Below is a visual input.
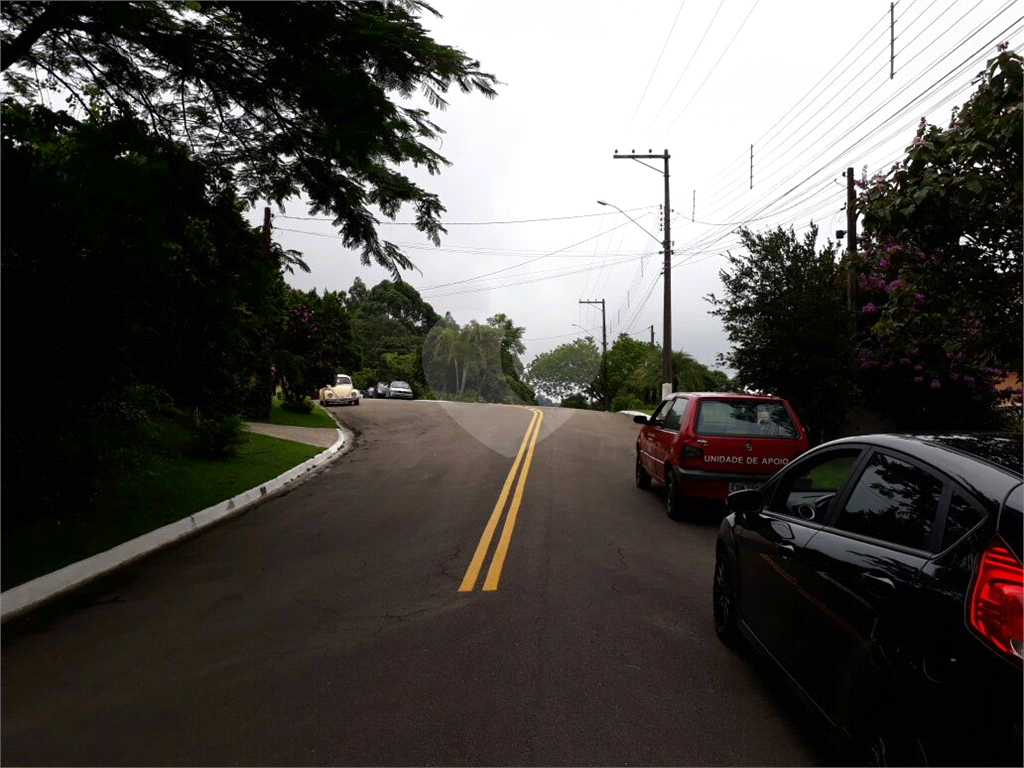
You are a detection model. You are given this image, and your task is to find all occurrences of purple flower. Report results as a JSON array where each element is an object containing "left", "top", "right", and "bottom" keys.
[
  {"left": 899, "top": 358, "right": 912, "bottom": 365},
  {"left": 913, "top": 376, "right": 924, "bottom": 383},
  {"left": 914, "top": 365, "right": 923, "bottom": 372},
  {"left": 963, "top": 375, "right": 975, "bottom": 385},
  {"left": 930, "top": 379, "right": 941, "bottom": 389},
  {"left": 914, "top": 292, "right": 925, "bottom": 302},
  {"left": 878, "top": 258, "right": 889, "bottom": 270},
  {"left": 968, "top": 327, "right": 980, "bottom": 335},
  {"left": 861, "top": 303, "right": 878, "bottom": 314}
]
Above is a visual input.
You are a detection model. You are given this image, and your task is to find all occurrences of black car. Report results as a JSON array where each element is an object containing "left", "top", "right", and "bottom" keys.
[{"left": 713, "top": 433, "right": 1022, "bottom": 766}]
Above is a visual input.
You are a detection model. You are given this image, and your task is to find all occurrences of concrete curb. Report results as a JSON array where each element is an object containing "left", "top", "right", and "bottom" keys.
[{"left": 1, "top": 426, "right": 351, "bottom": 623}]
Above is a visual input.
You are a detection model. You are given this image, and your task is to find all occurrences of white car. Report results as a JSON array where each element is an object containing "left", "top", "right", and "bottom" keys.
[
  {"left": 386, "top": 380, "right": 414, "bottom": 399},
  {"left": 318, "top": 374, "right": 361, "bottom": 407}
]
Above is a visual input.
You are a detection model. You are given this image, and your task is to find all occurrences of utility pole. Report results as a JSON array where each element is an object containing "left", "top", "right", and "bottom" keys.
[
  {"left": 579, "top": 299, "right": 608, "bottom": 410},
  {"left": 649, "top": 325, "right": 655, "bottom": 347},
  {"left": 613, "top": 149, "right": 672, "bottom": 398},
  {"left": 263, "top": 206, "right": 272, "bottom": 256},
  {"left": 846, "top": 168, "right": 858, "bottom": 312}
]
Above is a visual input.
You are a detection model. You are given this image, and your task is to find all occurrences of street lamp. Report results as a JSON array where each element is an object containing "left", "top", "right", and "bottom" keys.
[{"left": 598, "top": 199, "right": 673, "bottom": 398}]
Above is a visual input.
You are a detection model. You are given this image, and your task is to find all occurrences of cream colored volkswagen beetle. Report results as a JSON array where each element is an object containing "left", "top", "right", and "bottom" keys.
[{"left": 318, "top": 374, "right": 361, "bottom": 407}]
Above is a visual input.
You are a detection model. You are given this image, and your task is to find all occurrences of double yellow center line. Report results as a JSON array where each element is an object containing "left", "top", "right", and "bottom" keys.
[{"left": 459, "top": 407, "right": 544, "bottom": 593}]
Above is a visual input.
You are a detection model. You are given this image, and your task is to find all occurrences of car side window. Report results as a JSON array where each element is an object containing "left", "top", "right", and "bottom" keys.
[
  {"left": 662, "top": 398, "right": 688, "bottom": 432},
  {"left": 648, "top": 400, "right": 671, "bottom": 425},
  {"left": 767, "top": 448, "right": 862, "bottom": 521},
  {"left": 832, "top": 451, "right": 944, "bottom": 551},
  {"left": 940, "top": 491, "right": 986, "bottom": 550}
]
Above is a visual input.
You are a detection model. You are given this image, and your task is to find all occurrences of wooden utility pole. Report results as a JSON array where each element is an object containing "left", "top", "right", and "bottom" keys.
[
  {"left": 846, "top": 168, "right": 858, "bottom": 311},
  {"left": 263, "top": 206, "right": 272, "bottom": 256},
  {"left": 612, "top": 150, "right": 672, "bottom": 397}
]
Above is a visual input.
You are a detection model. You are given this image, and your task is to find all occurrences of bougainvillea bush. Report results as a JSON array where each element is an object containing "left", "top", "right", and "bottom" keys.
[{"left": 852, "top": 46, "right": 1022, "bottom": 428}]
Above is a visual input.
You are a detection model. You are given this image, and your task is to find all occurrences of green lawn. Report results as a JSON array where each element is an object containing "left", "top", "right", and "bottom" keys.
[
  {"left": 1, "top": 432, "right": 321, "bottom": 591},
  {"left": 249, "top": 395, "right": 339, "bottom": 428}
]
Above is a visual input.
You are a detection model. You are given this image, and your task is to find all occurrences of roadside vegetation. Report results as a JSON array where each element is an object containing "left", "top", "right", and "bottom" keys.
[
  {"left": 0, "top": 1, "right": 500, "bottom": 585},
  {"left": 706, "top": 47, "right": 1022, "bottom": 442}
]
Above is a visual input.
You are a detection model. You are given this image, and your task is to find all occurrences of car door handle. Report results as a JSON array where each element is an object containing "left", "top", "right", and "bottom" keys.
[
  {"left": 863, "top": 573, "right": 895, "bottom": 596},
  {"left": 778, "top": 543, "right": 795, "bottom": 560}
]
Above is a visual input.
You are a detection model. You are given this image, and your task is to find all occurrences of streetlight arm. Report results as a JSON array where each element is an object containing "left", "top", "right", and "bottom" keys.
[{"left": 597, "top": 200, "right": 662, "bottom": 245}]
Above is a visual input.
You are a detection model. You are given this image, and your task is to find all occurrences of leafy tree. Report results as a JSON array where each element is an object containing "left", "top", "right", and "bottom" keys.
[
  {"left": 485, "top": 313, "right": 536, "bottom": 404},
  {"left": 0, "top": 0, "right": 499, "bottom": 275},
  {"left": 853, "top": 47, "right": 1022, "bottom": 426},
  {"left": 526, "top": 339, "right": 601, "bottom": 403},
  {"left": 706, "top": 223, "right": 855, "bottom": 443},
  {"left": 274, "top": 287, "right": 360, "bottom": 404},
  {"left": 2, "top": 101, "right": 287, "bottom": 526}
]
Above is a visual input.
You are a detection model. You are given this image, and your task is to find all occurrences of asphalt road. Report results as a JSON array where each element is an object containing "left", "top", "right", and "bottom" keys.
[{"left": 2, "top": 400, "right": 829, "bottom": 766}]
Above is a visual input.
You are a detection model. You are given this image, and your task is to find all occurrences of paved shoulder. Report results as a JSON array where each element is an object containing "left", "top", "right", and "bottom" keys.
[{"left": 244, "top": 422, "right": 339, "bottom": 448}]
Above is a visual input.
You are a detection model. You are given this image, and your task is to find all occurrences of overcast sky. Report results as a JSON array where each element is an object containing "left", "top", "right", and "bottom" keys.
[{"left": 259, "top": 0, "right": 1023, "bottom": 375}]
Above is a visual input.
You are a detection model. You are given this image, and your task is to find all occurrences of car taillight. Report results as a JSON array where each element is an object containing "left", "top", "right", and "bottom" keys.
[
  {"left": 681, "top": 446, "right": 703, "bottom": 461},
  {"left": 968, "top": 536, "right": 1024, "bottom": 664}
]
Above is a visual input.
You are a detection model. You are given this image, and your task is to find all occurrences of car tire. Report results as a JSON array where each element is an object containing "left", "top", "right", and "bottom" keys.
[
  {"left": 713, "top": 545, "right": 739, "bottom": 646},
  {"left": 665, "top": 466, "right": 686, "bottom": 521},
  {"left": 636, "top": 454, "right": 652, "bottom": 490}
]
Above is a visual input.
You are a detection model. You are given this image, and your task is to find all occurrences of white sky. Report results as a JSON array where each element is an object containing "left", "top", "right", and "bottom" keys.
[{"left": 262, "top": 0, "right": 1023, "bottom": 374}]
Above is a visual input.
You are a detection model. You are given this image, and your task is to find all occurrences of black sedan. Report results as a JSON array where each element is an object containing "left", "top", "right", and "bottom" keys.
[{"left": 713, "top": 433, "right": 1022, "bottom": 766}]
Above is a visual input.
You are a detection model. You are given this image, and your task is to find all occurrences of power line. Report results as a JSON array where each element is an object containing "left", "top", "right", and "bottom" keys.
[
  {"left": 622, "top": 0, "right": 687, "bottom": 135},
  {"left": 275, "top": 206, "right": 655, "bottom": 226}
]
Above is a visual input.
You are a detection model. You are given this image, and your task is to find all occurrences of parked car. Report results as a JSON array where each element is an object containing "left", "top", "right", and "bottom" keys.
[
  {"left": 386, "top": 380, "right": 414, "bottom": 400},
  {"left": 713, "top": 433, "right": 1023, "bottom": 766},
  {"left": 376, "top": 382, "right": 389, "bottom": 398},
  {"left": 633, "top": 392, "right": 809, "bottom": 520},
  {"left": 364, "top": 387, "right": 375, "bottom": 399},
  {"left": 318, "top": 374, "right": 361, "bottom": 407}
]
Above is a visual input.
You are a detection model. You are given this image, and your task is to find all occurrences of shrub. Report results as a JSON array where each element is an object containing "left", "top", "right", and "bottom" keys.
[
  {"left": 188, "top": 413, "right": 247, "bottom": 459},
  {"left": 560, "top": 393, "right": 592, "bottom": 410},
  {"left": 611, "top": 395, "right": 646, "bottom": 412},
  {"left": 280, "top": 396, "right": 314, "bottom": 413}
]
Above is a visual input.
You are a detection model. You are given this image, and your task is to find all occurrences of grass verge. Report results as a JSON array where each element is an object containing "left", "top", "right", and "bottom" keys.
[
  {"left": 1, "top": 433, "right": 321, "bottom": 591},
  {"left": 249, "top": 395, "right": 339, "bottom": 428}
]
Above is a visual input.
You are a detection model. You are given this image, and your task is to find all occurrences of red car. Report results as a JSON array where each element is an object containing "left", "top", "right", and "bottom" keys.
[{"left": 634, "top": 392, "right": 809, "bottom": 520}]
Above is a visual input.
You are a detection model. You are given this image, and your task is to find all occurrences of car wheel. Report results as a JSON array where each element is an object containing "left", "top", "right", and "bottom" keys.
[
  {"left": 713, "top": 546, "right": 739, "bottom": 646},
  {"left": 635, "top": 454, "right": 651, "bottom": 490},
  {"left": 665, "top": 466, "right": 686, "bottom": 521}
]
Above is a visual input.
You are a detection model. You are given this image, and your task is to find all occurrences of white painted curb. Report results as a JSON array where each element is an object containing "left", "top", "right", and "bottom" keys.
[{"left": 1, "top": 427, "right": 349, "bottom": 623}]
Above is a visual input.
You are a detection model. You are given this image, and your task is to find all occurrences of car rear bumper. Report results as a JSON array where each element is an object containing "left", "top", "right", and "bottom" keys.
[
  {"left": 669, "top": 465, "right": 775, "bottom": 499},
  {"left": 673, "top": 466, "right": 776, "bottom": 484},
  {"left": 324, "top": 396, "right": 359, "bottom": 405}
]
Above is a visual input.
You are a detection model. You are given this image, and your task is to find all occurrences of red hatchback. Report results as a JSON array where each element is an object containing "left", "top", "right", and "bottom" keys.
[{"left": 634, "top": 392, "right": 809, "bottom": 520}]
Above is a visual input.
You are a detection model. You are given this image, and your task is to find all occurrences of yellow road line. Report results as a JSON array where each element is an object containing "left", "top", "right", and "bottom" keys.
[
  {"left": 482, "top": 408, "right": 544, "bottom": 591},
  {"left": 458, "top": 408, "right": 541, "bottom": 592}
]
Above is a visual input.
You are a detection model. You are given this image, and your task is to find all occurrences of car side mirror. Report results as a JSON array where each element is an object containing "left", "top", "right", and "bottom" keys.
[
  {"left": 726, "top": 488, "right": 764, "bottom": 518},
  {"left": 633, "top": 415, "right": 649, "bottom": 425}
]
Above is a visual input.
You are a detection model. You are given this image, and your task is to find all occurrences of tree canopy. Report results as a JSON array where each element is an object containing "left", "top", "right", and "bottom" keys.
[
  {"left": 0, "top": 0, "right": 499, "bottom": 276},
  {"left": 706, "top": 224, "right": 855, "bottom": 442},
  {"left": 853, "top": 47, "right": 1022, "bottom": 425}
]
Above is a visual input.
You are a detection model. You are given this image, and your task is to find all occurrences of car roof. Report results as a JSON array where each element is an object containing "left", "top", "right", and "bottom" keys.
[
  {"left": 668, "top": 391, "right": 786, "bottom": 401},
  {"left": 821, "top": 433, "right": 1023, "bottom": 496}
]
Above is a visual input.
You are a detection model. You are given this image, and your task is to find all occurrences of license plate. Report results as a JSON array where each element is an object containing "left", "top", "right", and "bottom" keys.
[{"left": 729, "top": 480, "right": 761, "bottom": 492}]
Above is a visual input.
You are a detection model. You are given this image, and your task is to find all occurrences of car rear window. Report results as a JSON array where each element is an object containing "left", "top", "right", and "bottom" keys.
[{"left": 695, "top": 399, "right": 799, "bottom": 439}]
